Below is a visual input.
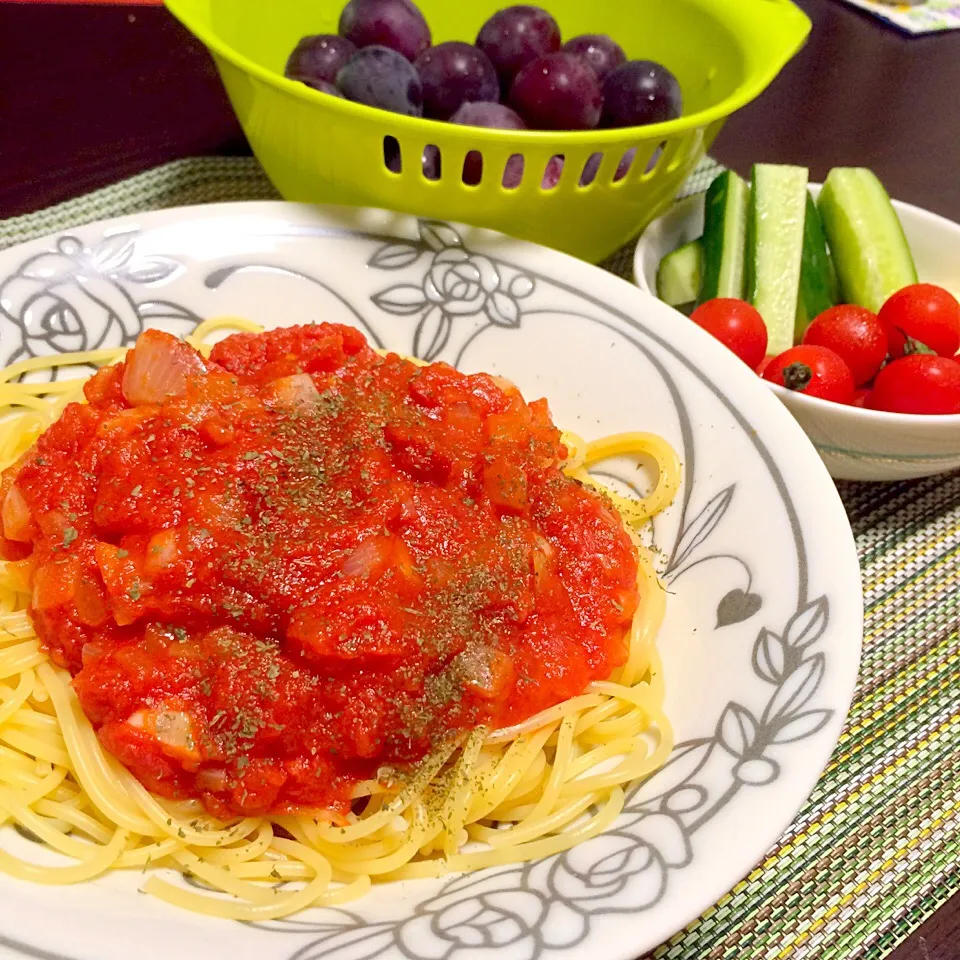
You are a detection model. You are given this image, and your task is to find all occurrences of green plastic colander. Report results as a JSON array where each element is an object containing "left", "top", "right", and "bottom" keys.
[{"left": 166, "top": 0, "right": 810, "bottom": 262}]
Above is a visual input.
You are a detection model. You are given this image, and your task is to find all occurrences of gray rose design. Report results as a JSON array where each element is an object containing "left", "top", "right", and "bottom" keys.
[
  {"left": 0, "top": 237, "right": 141, "bottom": 362},
  {"left": 530, "top": 815, "right": 691, "bottom": 916},
  {"left": 369, "top": 220, "right": 534, "bottom": 362},
  {"left": 0, "top": 231, "right": 193, "bottom": 374},
  {"left": 397, "top": 869, "right": 548, "bottom": 960},
  {"left": 423, "top": 248, "right": 500, "bottom": 317}
]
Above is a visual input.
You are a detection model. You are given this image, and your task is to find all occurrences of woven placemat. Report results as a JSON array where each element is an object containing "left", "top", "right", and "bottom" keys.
[
  {"left": 1, "top": 157, "right": 958, "bottom": 960},
  {"left": 0, "top": 155, "right": 722, "bottom": 273}
]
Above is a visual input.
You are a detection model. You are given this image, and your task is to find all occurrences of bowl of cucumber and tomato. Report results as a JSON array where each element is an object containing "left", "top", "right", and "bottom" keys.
[{"left": 634, "top": 165, "right": 960, "bottom": 482}]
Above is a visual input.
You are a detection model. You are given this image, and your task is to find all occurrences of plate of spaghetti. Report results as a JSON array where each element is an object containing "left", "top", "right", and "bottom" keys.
[{"left": 0, "top": 205, "right": 861, "bottom": 960}]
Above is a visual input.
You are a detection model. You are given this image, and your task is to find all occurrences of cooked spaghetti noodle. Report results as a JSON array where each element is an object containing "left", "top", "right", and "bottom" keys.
[{"left": 0, "top": 317, "right": 679, "bottom": 919}]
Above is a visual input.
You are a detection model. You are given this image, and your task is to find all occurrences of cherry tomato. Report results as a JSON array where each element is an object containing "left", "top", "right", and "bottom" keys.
[
  {"left": 757, "top": 354, "right": 777, "bottom": 378},
  {"left": 866, "top": 355, "right": 960, "bottom": 415},
  {"left": 850, "top": 387, "right": 871, "bottom": 408},
  {"left": 801, "top": 305, "right": 887, "bottom": 386},
  {"left": 762, "top": 345, "right": 855, "bottom": 404},
  {"left": 690, "top": 298, "right": 768, "bottom": 370},
  {"left": 877, "top": 283, "right": 960, "bottom": 359}
]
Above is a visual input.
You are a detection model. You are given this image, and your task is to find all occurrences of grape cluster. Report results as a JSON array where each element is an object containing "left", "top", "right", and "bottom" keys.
[{"left": 284, "top": 1, "right": 681, "bottom": 184}]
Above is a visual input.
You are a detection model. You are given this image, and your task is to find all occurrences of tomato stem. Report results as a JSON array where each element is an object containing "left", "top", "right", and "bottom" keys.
[{"left": 782, "top": 362, "right": 813, "bottom": 392}]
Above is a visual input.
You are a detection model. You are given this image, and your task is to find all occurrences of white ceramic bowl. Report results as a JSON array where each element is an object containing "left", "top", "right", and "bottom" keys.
[{"left": 634, "top": 185, "right": 960, "bottom": 482}]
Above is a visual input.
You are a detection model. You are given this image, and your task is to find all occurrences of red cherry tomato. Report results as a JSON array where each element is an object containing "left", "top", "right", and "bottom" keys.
[
  {"left": 850, "top": 387, "right": 871, "bottom": 408},
  {"left": 866, "top": 355, "right": 960, "bottom": 414},
  {"left": 690, "top": 299, "right": 768, "bottom": 370},
  {"left": 762, "top": 345, "right": 855, "bottom": 404},
  {"left": 801, "top": 305, "right": 888, "bottom": 386},
  {"left": 757, "top": 355, "right": 777, "bottom": 378},
  {"left": 877, "top": 283, "right": 960, "bottom": 359}
]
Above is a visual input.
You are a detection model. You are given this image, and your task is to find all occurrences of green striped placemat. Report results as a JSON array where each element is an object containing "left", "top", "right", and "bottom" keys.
[
  {"left": 1, "top": 156, "right": 957, "bottom": 960},
  {"left": 0, "top": 154, "right": 722, "bottom": 274}
]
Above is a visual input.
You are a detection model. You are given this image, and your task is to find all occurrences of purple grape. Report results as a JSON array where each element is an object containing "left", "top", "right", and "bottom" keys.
[
  {"left": 384, "top": 136, "right": 402, "bottom": 172},
  {"left": 502, "top": 155, "right": 524, "bottom": 189},
  {"left": 337, "top": 46, "right": 423, "bottom": 116},
  {"left": 384, "top": 140, "right": 441, "bottom": 178},
  {"left": 449, "top": 100, "right": 527, "bottom": 130},
  {"left": 617, "top": 146, "right": 637, "bottom": 179},
  {"left": 579, "top": 152, "right": 602, "bottom": 186},
  {"left": 285, "top": 35, "right": 356, "bottom": 86},
  {"left": 339, "top": 0, "right": 431, "bottom": 62},
  {"left": 450, "top": 101, "right": 526, "bottom": 186},
  {"left": 646, "top": 144, "right": 663, "bottom": 173},
  {"left": 578, "top": 147, "right": 636, "bottom": 186},
  {"left": 414, "top": 42, "right": 499, "bottom": 121},
  {"left": 561, "top": 34, "right": 625, "bottom": 83},
  {"left": 301, "top": 79, "right": 345, "bottom": 97},
  {"left": 509, "top": 53, "right": 602, "bottom": 130},
  {"left": 601, "top": 60, "right": 682, "bottom": 128},
  {"left": 476, "top": 6, "right": 561, "bottom": 93},
  {"left": 540, "top": 155, "right": 564, "bottom": 189},
  {"left": 421, "top": 144, "right": 441, "bottom": 179}
]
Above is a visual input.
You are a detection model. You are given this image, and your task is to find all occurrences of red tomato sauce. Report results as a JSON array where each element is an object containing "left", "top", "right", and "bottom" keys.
[{"left": 1, "top": 324, "right": 639, "bottom": 818}]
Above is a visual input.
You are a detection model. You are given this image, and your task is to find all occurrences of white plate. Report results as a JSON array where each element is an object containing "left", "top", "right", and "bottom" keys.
[
  {"left": 0, "top": 203, "right": 862, "bottom": 960},
  {"left": 633, "top": 186, "right": 960, "bottom": 482}
]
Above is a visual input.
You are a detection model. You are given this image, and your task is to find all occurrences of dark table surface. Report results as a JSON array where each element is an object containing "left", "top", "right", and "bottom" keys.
[{"left": 1, "top": 1, "right": 959, "bottom": 957}]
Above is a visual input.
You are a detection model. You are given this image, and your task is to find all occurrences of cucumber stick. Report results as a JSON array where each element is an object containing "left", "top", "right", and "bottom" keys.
[
  {"left": 817, "top": 167, "right": 917, "bottom": 312},
  {"left": 657, "top": 239, "right": 703, "bottom": 309},
  {"left": 745, "top": 164, "right": 809, "bottom": 354},
  {"left": 697, "top": 170, "right": 749, "bottom": 304},
  {"left": 795, "top": 192, "right": 837, "bottom": 339}
]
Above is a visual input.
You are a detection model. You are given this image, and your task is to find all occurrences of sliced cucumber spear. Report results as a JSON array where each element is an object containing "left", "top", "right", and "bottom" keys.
[
  {"left": 817, "top": 167, "right": 918, "bottom": 312},
  {"left": 745, "top": 164, "right": 809, "bottom": 355},
  {"left": 795, "top": 192, "right": 837, "bottom": 339},
  {"left": 697, "top": 170, "right": 749, "bottom": 304},
  {"left": 656, "top": 238, "right": 703, "bottom": 311}
]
